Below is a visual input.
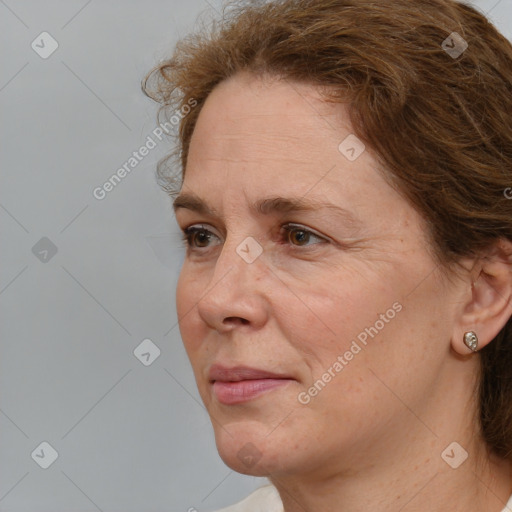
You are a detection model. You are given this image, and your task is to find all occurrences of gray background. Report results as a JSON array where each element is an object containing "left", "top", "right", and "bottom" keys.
[{"left": 1, "top": 1, "right": 510, "bottom": 511}]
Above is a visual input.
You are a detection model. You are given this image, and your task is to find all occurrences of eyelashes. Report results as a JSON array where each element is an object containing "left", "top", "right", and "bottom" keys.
[{"left": 180, "top": 223, "right": 327, "bottom": 252}]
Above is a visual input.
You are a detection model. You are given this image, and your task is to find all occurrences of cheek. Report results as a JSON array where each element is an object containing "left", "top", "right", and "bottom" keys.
[
  {"left": 175, "top": 265, "right": 207, "bottom": 354},
  {"left": 316, "top": 276, "right": 454, "bottom": 423},
  {"left": 276, "top": 267, "right": 398, "bottom": 362},
  {"left": 276, "top": 263, "right": 426, "bottom": 417}
]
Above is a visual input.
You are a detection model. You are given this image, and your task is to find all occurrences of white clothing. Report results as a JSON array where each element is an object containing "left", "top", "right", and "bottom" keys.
[{"left": 214, "top": 485, "right": 282, "bottom": 512}]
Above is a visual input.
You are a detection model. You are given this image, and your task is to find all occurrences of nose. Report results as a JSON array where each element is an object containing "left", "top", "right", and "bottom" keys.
[{"left": 195, "top": 236, "right": 269, "bottom": 334}]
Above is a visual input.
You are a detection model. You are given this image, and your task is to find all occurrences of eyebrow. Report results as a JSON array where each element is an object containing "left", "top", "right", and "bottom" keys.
[{"left": 172, "top": 192, "right": 362, "bottom": 226}]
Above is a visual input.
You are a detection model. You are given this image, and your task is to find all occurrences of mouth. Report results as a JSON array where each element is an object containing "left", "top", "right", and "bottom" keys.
[{"left": 208, "top": 364, "right": 295, "bottom": 405}]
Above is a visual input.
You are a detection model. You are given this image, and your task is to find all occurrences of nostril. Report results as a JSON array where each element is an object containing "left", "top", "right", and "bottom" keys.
[{"left": 224, "top": 317, "right": 249, "bottom": 325}]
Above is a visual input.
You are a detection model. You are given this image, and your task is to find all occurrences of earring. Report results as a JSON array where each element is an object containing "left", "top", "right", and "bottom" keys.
[{"left": 463, "top": 331, "right": 478, "bottom": 352}]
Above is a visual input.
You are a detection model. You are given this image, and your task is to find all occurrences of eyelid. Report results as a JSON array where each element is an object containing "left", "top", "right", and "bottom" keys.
[
  {"left": 182, "top": 223, "right": 221, "bottom": 238},
  {"left": 180, "top": 222, "right": 328, "bottom": 249},
  {"left": 281, "top": 223, "right": 326, "bottom": 242}
]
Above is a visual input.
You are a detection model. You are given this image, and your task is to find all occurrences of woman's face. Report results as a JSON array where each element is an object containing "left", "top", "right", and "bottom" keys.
[{"left": 174, "top": 72, "right": 464, "bottom": 477}]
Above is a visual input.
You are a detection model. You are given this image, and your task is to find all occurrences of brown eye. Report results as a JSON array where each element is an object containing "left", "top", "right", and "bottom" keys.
[
  {"left": 288, "top": 228, "right": 311, "bottom": 246},
  {"left": 282, "top": 225, "right": 325, "bottom": 247},
  {"left": 191, "top": 229, "right": 211, "bottom": 247},
  {"left": 181, "top": 226, "right": 220, "bottom": 249}
]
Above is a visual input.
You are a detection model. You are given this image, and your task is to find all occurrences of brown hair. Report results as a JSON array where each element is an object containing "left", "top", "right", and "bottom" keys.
[{"left": 142, "top": 0, "right": 512, "bottom": 461}]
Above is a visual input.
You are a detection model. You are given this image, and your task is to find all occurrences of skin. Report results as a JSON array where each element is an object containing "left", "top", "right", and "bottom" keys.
[{"left": 174, "top": 71, "right": 512, "bottom": 511}]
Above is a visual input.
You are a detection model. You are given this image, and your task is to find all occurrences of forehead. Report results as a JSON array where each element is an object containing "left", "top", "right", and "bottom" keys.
[
  {"left": 184, "top": 72, "right": 383, "bottom": 201},
  {"left": 189, "top": 72, "right": 346, "bottom": 161}
]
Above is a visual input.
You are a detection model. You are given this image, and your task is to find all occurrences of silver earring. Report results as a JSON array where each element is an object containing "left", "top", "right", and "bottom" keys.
[{"left": 463, "top": 331, "right": 478, "bottom": 352}]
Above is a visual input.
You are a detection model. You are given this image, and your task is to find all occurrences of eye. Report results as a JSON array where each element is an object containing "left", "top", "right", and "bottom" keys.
[
  {"left": 180, "top": 225, "right": 220, "bottom": 249},
  {"left": 280, "top": 224, "right": 326, "bottom": 247},
  {"left": 180, "top": 223, "right": 327, "bottom": 251}
]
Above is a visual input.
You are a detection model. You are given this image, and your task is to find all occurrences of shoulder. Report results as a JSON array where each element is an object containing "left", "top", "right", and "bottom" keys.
[{"left": 212, "top": 484, "right": 283, "bottom": 512}]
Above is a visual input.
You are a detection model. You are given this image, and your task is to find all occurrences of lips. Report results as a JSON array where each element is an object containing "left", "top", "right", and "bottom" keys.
[
  {"left": 208, "top": 364, "right": 294, "bottom": 405},
  {"left": 209, "top": 364, "right": 292, "bottom": 382}
]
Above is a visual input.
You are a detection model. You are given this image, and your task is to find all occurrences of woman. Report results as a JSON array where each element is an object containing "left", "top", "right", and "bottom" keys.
[{"left": 142, "top": 0, "right": 512, "bottom": 510}]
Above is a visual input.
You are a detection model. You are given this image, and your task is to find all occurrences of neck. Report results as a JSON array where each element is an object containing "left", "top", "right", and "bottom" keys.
[{"left": 271, "top": 441, "right": 512, "bottom": 512}]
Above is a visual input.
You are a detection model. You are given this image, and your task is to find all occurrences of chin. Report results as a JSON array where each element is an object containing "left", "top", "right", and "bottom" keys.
[
  {"left": 211, "top": 419, "right": 297, "bottom": 477},
  {"left": 218, "top": 450, "right": 272, "bottom": 476}
]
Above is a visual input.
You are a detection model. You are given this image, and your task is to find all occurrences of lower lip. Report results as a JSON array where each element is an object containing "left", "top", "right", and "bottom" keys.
[{"left": 212, "top": 378, "right": 292, "bottom": 405}]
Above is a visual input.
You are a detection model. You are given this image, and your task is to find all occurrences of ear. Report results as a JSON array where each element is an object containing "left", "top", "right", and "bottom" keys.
[{"left": 452, "top": 238, "right": 512, "bottom": 356}]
